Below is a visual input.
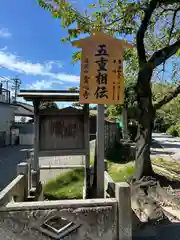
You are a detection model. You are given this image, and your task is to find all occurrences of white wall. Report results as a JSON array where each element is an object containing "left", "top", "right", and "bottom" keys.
[
  {"left": 19, "top": 134, "right": 34, "bottom": 145},
  {"left": 0, "top": 103, "right": 16, "bottom": 145}
]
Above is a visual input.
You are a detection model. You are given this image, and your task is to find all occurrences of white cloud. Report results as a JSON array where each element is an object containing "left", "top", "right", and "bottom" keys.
[
  {"left": 45, "top": 60, "right": 62, "bottom": 70},
  {"left": 26, "top": 79, "right": 62, "bottom": 90},
  {"left": 0, "top": 51, "right": 48, "bottom": 75},
  {"left": 0, "top": 28, "right": 12, "bottom": 38},
  {"left": 0, "top": 50, "right": 80, "bottom": 83},
  {"left": 55, "top": 73, "right": 79, "bottom": 82}
]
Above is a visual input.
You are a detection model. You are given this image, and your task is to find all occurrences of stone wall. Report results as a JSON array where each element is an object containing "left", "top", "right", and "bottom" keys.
[
  {"left": 0, "top": 163, "right": 132, "bottom": 240},
  {"left": 0, "top": 199, "right": 117, "bottom": 240}
]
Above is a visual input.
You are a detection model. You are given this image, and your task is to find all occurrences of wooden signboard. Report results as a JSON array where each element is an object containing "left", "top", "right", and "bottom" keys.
[
  {"left": 38, "top": 107, "right": 86, "bottom": 156},
  {"left": 72, "top": 31, "right": 132, "bottom": 104}
]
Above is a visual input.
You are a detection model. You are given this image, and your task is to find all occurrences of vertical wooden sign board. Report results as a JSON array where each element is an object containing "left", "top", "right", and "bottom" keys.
[{"left": 72, "top": 31, "right": 132, "bottom": 198}]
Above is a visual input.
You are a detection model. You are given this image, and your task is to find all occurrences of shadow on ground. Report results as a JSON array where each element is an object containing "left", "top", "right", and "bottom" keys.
[
  {"left": 133, "top": 222, "right": 180, "bottom": 240},
  {"left": 151, "top": 137, "right": 180, "bottom": 160},
  {"left": 151, "top": 150, "right": 175, "bottom": 155},
  {"left": 158, "top": 143, "right": 180, "bottom": 149}
]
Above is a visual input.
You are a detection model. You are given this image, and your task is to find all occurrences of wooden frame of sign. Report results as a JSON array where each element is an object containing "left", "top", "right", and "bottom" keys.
[{"left": 18, "top": 90, "right": 91, "bottom": 199}]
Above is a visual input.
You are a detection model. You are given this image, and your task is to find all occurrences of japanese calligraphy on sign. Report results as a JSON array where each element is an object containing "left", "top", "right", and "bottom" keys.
[
  {"left": 72, "top": 31, "right": 132, "bottom": 104},
  {"left": 39, "top": 107, "right": 86, "bottom": 155}
]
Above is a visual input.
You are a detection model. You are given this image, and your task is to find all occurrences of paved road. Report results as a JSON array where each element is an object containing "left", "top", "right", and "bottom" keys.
[
  {"left": 151, "top": 132, "right": 180, "bottom": 160},
  {"left": 0, "top": 145, "right": 32, "bottom": 191}
]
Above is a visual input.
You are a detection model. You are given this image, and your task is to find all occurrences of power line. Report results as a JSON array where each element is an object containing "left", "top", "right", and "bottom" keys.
[
  {"left": 0, "top": 76, "right": 12, "bottom": 90},
  {"left": 0, "top": 76, "right": 21, "bottom": 102},
  {"left": 11, "top": 77, "right": 21, "bottom": 103}
]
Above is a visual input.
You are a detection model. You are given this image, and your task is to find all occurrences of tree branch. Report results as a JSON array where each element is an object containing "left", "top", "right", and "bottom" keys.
[
  {"left": 168, "top": 7, "right": 180, "bottom": 45},
  {"left": 105, "top": 16, "right": 123, "bottom": 27},
  {"left": 136, "top": 0, "right": 158, "bottom": 66},
  {"left": 149, "top": 38, "right": 180, "bottom": 68},
  {"left": 154, "top": 84, "right": 180, "bottom": 110}
]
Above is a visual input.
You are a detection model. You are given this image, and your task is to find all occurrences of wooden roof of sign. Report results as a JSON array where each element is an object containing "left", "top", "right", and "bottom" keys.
[
  {"left": 39, "top": 106, "right": 84, "bottom": 115},
  {"left": 18, "top": 90, "right": 80, "bottom": 102},
  {"left": 72, "top": 30, "right": 133, "bottom": 49}
]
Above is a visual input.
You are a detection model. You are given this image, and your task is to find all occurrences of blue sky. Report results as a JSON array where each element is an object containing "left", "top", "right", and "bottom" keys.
[{"left": 0, "top": 0, "right": 91, "bottom": 104}]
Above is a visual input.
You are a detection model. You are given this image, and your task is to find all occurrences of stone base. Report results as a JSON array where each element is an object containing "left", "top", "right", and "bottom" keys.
[{"left": 83, "top": 187, "right": 86, "bottom": 199}]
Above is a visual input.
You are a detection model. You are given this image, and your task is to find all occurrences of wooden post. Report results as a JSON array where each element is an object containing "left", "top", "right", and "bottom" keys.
[
  {"left": 115, "top": 182, "right": 132, "bottom": 240},
  {"left": 96, "top": 104, "right": 105, "bottom": 198},
  {"left": 84, "top": 104, "right": 91, "bottom": 198},
  {"left": 32, "top": 100, "right": 40, "bottom": 188}
]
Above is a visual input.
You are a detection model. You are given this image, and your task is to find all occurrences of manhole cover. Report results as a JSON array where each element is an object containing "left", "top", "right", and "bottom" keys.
[{"left": 40, "top": 216, "right": 80, "bottom": 239}]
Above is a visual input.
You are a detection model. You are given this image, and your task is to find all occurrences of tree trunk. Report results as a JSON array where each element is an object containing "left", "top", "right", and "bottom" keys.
[{"left": 135, "top": 67, "right": 154, "bottom": 180}]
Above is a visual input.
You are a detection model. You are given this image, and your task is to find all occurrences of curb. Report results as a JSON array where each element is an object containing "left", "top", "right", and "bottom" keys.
[
  {"left": 152, "top": 164, "right": 180, "bottom": 179},
  {"left": 152, "top": 137, "right": 176, "bottom": 161}
]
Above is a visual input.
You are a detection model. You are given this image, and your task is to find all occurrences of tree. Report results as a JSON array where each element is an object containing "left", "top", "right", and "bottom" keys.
[
  {"left": 39, "top": 101, "right": 58, "bottom": 110},
  {"left": 38, "top": 0, "right": 180, "bottom": 181},
  {"left": 20, "top": 116, "right": 26, "bottom": 123},
  {"left": 68, "top": 86, "right": 83, "bottom": 108},
  {"left": 153, "top": 83, "right": 180, "bottom": 130},
  {"left": 106, "top": 81, "right": 137, "bottom": 120}
]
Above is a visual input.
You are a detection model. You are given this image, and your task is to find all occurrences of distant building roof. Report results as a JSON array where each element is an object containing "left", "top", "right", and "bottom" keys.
[
  {"left": 0, "top": 100, "right": 34, "bottom": 117},
  {"left": 14, "top": 102, "right": 34, "bottom": 117}
]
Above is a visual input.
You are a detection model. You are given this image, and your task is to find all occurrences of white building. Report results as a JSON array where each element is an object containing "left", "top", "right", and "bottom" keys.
[
  {"left": 0, "top": 102, "right": 16, "bottom": 146},
  {"left": 0, "top": 87, "right": 34, "bottom": 147}
]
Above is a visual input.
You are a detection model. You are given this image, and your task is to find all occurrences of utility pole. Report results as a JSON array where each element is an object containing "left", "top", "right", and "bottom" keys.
[{"left": 12, "top": 77, "right": 21, "bottom": 103}]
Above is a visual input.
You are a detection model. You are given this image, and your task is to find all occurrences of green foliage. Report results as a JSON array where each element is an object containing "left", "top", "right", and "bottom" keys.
[
  {"left": 166, "top": 124, "right": 180, "bottom": 137},
  {"left": 108, "top": 161, "right": 135, "bottom": 182},
  {"left": 107, "top": 82, "right": 180, "bottom": 130},
  {"left": 106, "top": 80, "right": 137, "bottom": 120},
  {"left": 166, "top": 125, "right": 178, "bottom": 137},
  {"left": 68, "top": 86, "right": 83, "bottom": 108},
  {"left": 43, "top": 157, "right": 180, "bottom": 199},
  {"left": 39, "top": 101, "right": 58, "bottom": 110},
  {"left": 153, "top": 83, "right": 180, "bottom": 131},
  {"left": 43, "top": 169, "right": 84, "bottom": 200},
  {"left": 43, "top": 161, "right": 135, "bottom": 200},
  {"left": 106, "top": 104, "right": 123, "bottom": 119},
  {"left": 68, "top": 86, "right": 79, "bottom": 92},
  {"left": 37, "top": 0, "right": 179, "bottom": 77},
  {"left": 38, "top": 0, "right": 180, "bottom": 134}
]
